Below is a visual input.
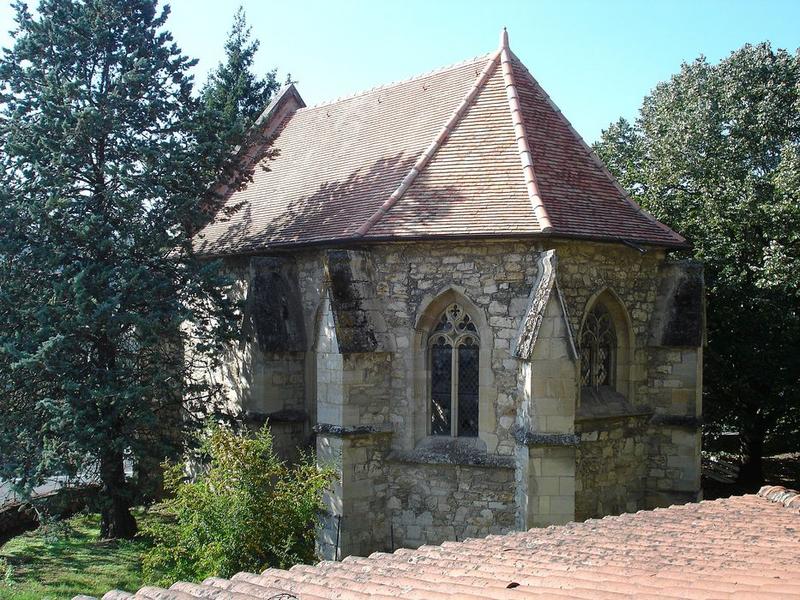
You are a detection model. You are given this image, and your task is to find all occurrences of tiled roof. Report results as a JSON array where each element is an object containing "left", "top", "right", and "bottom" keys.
[
  {"left": 194, "top": 31, "right": 686, "bottom": 255},
  {"left": 88, "top": 486, "right": 800, "bottom": 600}
]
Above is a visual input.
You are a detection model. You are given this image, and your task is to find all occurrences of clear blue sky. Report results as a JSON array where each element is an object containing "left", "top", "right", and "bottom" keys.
[{"left": 2, "top": 0, "right": 799, "bottom": 142}]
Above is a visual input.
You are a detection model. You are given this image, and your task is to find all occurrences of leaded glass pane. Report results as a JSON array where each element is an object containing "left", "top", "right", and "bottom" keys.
[
  {"left": 579, "top": 302, "right": 617, "bottom": 389},
  {"left": 580, "top": 345, "right": 592, "bottom": 387},
  {"left": 430, "top": 338, "right": 452, "bottom": 435},
  {"left": 457, "top": 339, "right": 479, "bottom": 437}
]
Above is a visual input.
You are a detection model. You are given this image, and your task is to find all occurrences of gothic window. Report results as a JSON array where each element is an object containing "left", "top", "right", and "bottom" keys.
[
  {"left": 580, "top": 302, "right": 617, "bottom": 388},
  {"left": 428, "top": 303, "right": 479, "bottom": 437}
]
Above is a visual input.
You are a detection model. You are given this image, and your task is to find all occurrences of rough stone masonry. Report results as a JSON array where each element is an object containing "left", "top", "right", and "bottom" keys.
[{"left": 201, "top": 240, "right": 703, "bottom": 559}]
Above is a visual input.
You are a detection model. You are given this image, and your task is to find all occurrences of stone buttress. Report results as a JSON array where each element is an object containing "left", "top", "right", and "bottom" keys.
[{"left": 313, "top": 250, "right": 393, "bottom": 559}]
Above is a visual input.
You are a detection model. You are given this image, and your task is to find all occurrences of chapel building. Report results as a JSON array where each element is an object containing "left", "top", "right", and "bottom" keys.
[{"left": 193, "top": 30, "right": 704, "bottom": 560}]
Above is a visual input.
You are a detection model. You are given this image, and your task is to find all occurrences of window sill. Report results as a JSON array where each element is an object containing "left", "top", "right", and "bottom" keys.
[
  {"left": 388, "top": 436, "right": 515, "bottom": 469},
  {"left": 576, "top": 386, "right": 652, "bottom": 423}
]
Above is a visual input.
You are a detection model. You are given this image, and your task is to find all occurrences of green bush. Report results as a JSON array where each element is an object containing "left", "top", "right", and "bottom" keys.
[{"left": 142, "top": 426, "right": 333, "bottom": 584}]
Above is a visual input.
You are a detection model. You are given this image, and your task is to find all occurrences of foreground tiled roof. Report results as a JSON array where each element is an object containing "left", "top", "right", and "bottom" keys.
[
  {"left": 194, "top": 31, "right": 685, "bottom": 256},
  {"left": 88, "top": 486, "right": 800, "bottom": 600}
]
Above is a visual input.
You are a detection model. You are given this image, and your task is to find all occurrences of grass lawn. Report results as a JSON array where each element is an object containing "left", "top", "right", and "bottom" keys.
[{"left": 0, "top": 509, "right": 158, "bottom": 600}]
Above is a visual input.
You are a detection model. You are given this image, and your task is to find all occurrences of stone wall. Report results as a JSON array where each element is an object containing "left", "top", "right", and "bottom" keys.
[
  {"left": 202, "top": 238, "right": 703, "bottom": 558},
  {"left": 360, "top": 242, "right": 541, "bottom": 455},
  {"left": 387, "top": 460, "right": 516, "bottom": 548},
  {"left": 643, "top": 261, "right": 704, "bottom": 506},
  {"left": 317, "top": 431, "right": 391, "bottom": 559},
  {"left": 645, "top": 347, "right": 703, "bottom": 508},
  {"left": 246, "top": 351, "right": 305, "bottom": 415},
  {"left": 190, "top": 257, "right": 309, "bottom": 460},
  {"left": 514, "top": 264, "right": 579, "bottom": 528},
  {"left": 575, "top": 414, "right": 649, "bottom": 520}
]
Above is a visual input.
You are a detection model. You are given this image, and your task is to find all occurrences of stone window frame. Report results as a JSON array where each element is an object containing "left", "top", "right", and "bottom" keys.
[
  {"left": 427, "top": 302, "right": 481, "bottom": 438},
  {"left": 413, "top": 287, "right": 495, "bottom": 451},
  {"left": 578, "top": 288, "right": 635, "bottom": 401}
]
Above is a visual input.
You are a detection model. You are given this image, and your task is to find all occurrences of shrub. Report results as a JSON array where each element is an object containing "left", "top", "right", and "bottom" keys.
[{"left": 142, "top": 425, "right": 333, "bottom": 583}]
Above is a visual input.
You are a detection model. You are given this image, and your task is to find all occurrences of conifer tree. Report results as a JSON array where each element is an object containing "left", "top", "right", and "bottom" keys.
[
  {"left": 0, "top": 0, "right": 239, "bottom": 538},
  {"left": 199, "top": 6, "right": 282, "bottom": 153}
]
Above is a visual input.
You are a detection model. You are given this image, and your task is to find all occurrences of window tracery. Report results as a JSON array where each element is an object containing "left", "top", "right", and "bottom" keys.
[
  {"left": 428, "top": 303, "right": 479, "bottom": 437},
  {"left": 580, "top": 302, "right": 617, "bottom": 389}
]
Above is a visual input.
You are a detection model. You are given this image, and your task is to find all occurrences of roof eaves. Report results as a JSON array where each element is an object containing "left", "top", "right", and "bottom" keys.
[
  {"left": 510, "top": 52, "right": 686, "bottom": 246},
  {"left": 198, "top": 227, "right": 691, "bottom": 260},
  {"left": 355, "top": 49, "right": 502, "bottom": 237},
  {"left": 499, "top": 29, "right": 553, "bottom": 233}
]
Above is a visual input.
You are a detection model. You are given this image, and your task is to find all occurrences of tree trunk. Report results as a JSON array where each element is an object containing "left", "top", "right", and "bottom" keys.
[
  {"left": 738, "top": 426, "right": 765, "bottom": 488},
  {"left": 99, "top": 447, "right": 137, "bottom": 539}
]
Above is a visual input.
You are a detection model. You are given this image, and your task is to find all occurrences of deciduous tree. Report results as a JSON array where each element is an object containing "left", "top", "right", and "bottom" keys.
[{"left": 594, "top": 43, "right": 800, "bottom": 484}]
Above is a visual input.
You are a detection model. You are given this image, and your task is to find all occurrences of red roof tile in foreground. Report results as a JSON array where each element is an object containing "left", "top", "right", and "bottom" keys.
[
  {"left": 193, "top": 31, "right": 686, "bottom": 256},
  {"left": 87, "top": 486, "right": 800, "bottom": 600}
]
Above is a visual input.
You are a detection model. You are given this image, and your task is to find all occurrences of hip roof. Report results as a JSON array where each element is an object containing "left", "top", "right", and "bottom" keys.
[{"left": 194, "top": 31, "right": 686, "bottom": 256}]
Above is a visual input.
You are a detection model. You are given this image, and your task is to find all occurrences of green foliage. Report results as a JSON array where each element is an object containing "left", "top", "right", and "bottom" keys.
[
  {"left": 0, "top": 510, "right": 163, "bottom": 600},
  {"left": 593, "top": 43, "right": 800, "bottom": 480},
  {"left": 0, "top": 0, "right": 240, "bottom": 537},
  {"left": 1, "top": 557, "right": 13, "bottom": 585},
  {"left": 142, "top": 426, "right": 334, "bottom": 583},
  {"left": 197, "top": 6, "right": 282, "bottom": 157}
]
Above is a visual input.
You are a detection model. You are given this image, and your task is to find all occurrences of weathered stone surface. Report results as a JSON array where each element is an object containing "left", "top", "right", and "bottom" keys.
[
  {"left": 313, "top": 423, "right": 393, "bottom": 436},
  {"left": 387, "top": 460, "right": 516, "bottom": 548},
  {"left": 325, "top": 250, "right": 382, "bottom": 353},
  {"left": 514, "top": 250, "right": 558, "bottom": 360},
  {"left": 577, "top": 386, "right": 651, "bottom": 421},
  {"left": 203, "top": 239, "right": 703, "bottom": 559},
  {"left": 247, "top": 256, "right": 306, "bottom": 352},
  {"left": 389, "top": 437, "right": 515, "bottom": 468},
  {"left": 649, "top": 260, "right": 704, "bottom": 347},
  {"left": 576, "top": 413, "right": 650, "bottom": 520},
  {"left": 513, "top": 427, "right": 580, "bottom": 447}
]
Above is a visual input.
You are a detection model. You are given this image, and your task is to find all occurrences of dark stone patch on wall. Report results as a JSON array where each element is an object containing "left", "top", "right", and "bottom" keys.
[
  {"left": 649, "top": 414, "right": 703, "bottom": 429},
  {"left": 244, "top": 408, "right": 307, "bottom": 424},
  {"left": 325, "top": 249, "right": 380, "bottom": 353},
  {"left": 247, "top": 257, "right": 306, "bottom": 352},
  {"left": 242, "top": 411, "right": 311, "bottom": 463},
  {"left": 649, "top": 260, "right": 704, "bottom": 347},
  {"left": 512, "top": 426, "right": 581, "bottom": 447}
]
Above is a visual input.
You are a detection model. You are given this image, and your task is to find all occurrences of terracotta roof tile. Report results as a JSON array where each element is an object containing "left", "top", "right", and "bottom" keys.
[
  {"left": 510, "top": 56, "right": 683, "bottom": 247},
  {"left": 194, "top": 55, "right": 494, "bottom": 255},
  {"left": 364, "top": 50, "right": 540, "bottom": 238},
  {"left": 193, "top": 32, "right": 685, "bottom": 256},
  {"left": 87, "top": 488, "right": 800, "bottom": 600}
]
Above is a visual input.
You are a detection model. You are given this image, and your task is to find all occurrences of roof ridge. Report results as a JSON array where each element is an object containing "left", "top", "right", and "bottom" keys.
[
  {"left": 499, "top": 30, "right": 553, "bottom": 233},
  {"left": 298, "top": 52, "right": 495, "bottom": 112},
  {"left": 356, "top": 49, "right": 502, "bottom": 237},
  {"left": 509, "top": 51, "right": 686, "bottom": 245}
]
